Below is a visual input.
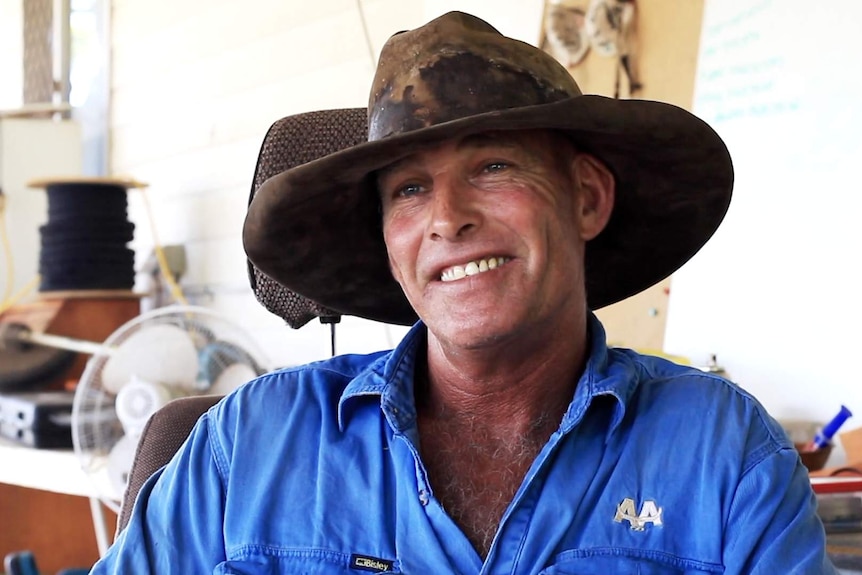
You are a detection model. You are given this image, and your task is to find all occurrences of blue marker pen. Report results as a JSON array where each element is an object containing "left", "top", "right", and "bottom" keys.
[{"left": 807, "top": 405, "right": 853, "bottom": 451}]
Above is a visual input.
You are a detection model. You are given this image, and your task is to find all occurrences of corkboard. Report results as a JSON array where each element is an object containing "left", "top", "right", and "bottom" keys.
[{"left": 539, "top": 0, "right": 706, "bottom": 352}]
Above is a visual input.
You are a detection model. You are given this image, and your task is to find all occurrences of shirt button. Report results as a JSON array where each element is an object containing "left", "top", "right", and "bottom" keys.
[{"left": 419, "top": 490, "right": 429, "bottom": 505}]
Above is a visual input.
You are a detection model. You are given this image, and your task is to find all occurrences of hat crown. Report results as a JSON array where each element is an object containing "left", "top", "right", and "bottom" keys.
[{"left": 368, "top": 11, "right": 582, "bottom": 141}]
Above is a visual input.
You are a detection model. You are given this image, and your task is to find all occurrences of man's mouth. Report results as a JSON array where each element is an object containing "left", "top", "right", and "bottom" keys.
[{"left": 440, "top": 257, "right": 510, "bottom": 282}]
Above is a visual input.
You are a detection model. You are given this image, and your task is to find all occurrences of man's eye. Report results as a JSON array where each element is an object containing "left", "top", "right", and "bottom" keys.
[
  {"left": 396, "top": 183, "right": 422, "bottom": 197},
  {"left": 483, "top": 161, "right": 509, "bottom": 173}
]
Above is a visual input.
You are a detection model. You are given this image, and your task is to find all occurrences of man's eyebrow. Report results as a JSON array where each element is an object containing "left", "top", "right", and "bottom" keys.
[{"left": 376, "top": 157, "right": 414, "bottom": 182}]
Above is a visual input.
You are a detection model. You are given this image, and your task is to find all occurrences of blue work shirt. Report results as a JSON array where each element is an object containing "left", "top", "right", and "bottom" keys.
[{"left": 92, "top": 316, "right": 836, "bottom": 574}]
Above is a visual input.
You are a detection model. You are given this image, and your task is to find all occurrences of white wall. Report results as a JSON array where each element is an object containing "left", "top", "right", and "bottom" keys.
[
  {"left": 111, "top": 1, "right": 544, "bottom": 368},
  {"left": 424, "top": 0, "right": 543, "bottom": 44},
  {"left": 665, "top": 0, "right": 862, "bottom": 456},
  {"left": 0, "top": 119, "right": 83, "bottom": 301},
  {"left": 0, "top": 0, "right": 23, "bottom": 109}
]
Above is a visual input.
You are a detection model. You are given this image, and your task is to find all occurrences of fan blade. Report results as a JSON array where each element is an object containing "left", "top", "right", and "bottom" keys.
[
  {"left": 196, "top": 340, "right": 264, "bottom": 389},
  {"left": 208, "top": 363, "right": 258, "bottom": 395},
  {"left": 101, "top": 324, "right": 200, "bottom": 393},
  {"left": 106, "top": 433, "right": 138, "bottom": 501}
]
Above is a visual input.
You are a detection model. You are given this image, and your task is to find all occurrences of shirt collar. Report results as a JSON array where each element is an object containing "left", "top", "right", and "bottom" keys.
[
  {"left": 561, "top": 313, "right": 638, "bottom": 437},
  {"left": 338, "top": 314, "right": 638, "bottom": 437},
  {"left": 338, "top": 321, "right": 425, "bottom": 432}
]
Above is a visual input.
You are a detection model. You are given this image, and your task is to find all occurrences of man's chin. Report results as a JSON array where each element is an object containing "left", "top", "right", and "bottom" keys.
[{"left": 426, "top": 316, "right": 524, "bottom": 352}]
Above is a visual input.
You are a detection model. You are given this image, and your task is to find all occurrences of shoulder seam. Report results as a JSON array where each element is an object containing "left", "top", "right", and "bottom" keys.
[{"left": 205, "top": 407, "right": 231, "bottom": 492}]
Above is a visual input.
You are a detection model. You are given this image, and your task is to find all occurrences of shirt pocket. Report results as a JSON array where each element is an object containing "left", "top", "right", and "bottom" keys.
[{"left": 539, "top": 549, "right": 723, "bottom": 575}]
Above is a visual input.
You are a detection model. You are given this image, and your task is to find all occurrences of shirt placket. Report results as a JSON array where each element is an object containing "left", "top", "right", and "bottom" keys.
[{"left": 390, "top": 424, "right": 485, "bottom": 574}]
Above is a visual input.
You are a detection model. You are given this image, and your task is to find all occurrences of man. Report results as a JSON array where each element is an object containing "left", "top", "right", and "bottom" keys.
[{"left": 93, "top": 11, "right": 836, "bottom": 574}]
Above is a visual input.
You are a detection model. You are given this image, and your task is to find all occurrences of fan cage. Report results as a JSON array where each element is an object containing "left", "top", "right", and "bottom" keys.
[{"left": 71, "top": 304, "right": 270, "bottom": 511}]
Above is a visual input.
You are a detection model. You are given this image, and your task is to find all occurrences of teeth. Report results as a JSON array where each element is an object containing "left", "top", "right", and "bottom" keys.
[{"left": 440, "top": 257, "right": 508, "bottom": 282}]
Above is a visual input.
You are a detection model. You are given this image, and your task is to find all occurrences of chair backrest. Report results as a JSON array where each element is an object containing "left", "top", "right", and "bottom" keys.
[
  {"left": 246, "top": 108, "right": 367, "bottom": 329},
  {"left": 116, "top": 394, "right": 222, "bottom": 537},
  {"left": 117, "top": 108, "right": 369, "bottom": 536}
]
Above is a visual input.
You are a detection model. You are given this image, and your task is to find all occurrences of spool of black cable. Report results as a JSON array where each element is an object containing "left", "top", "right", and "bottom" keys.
[{"left": 26, "top": 177, "right": 147, "bottom": 293}]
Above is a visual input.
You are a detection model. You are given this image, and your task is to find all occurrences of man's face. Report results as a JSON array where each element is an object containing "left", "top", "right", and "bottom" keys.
[{"left": 377, "top": 130, "right": 608, "bottom": 351}]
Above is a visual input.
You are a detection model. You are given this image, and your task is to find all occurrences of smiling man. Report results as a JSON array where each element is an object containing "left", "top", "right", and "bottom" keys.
[
  {"left": 92, "top": 11, "right": 836, "bottom": 575},
  {"left": 376, "top": 129, "right": 614, "bottom": 555},
  {"left": 377, "top": 130, "right": 607, "bottom": 351}
]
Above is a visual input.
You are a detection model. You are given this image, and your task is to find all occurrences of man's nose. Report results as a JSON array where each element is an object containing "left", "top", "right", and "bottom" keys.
[{"left": 428, "top": 178, "right": 479, "bottom": 240}]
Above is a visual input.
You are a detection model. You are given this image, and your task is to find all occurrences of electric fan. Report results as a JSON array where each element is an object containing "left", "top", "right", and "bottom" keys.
[{"left": 71, "top": 304, "right": 270, "bottom": 512}]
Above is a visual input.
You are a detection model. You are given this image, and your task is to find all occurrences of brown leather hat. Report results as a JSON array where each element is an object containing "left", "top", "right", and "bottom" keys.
[{"left": 243, "top": 11, "right": 733, "bottom": 326}]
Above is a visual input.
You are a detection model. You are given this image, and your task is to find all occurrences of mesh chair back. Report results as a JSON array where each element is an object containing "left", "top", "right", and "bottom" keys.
[
  {"left": 246, "top": 108, "right": 368, "bottom": 328},
  {"left": 116, "top": 395, "right": 223, "bottom": 537}
]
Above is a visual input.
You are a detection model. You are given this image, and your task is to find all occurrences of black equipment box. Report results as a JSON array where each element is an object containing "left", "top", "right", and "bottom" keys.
[{"left": 0, "top": 390, "right": 75, "bottom": 448}]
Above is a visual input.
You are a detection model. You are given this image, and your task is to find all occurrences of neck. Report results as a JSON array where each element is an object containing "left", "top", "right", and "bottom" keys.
[
  {"left": 418, "top": 313, "right": 591, "bottom": 434},
  {"left": 413, "top": 313, "right": 592, "bottom": 558}
]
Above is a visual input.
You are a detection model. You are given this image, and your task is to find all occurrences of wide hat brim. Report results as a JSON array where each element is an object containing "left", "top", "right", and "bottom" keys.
[{"left": 244, "top": 95, "right": 733, "bottom": 326}]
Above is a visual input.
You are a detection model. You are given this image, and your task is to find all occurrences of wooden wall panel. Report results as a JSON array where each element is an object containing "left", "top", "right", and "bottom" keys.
[{"left": 0, "top": 483, "right": 116, "bottom": 574}]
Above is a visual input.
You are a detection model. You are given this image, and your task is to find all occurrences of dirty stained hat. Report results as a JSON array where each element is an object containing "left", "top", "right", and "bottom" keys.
[{"left": 243, "top": 11, "right": 733, "bottom": 326}]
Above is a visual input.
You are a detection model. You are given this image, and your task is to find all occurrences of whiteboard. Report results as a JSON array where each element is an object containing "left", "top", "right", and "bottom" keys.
[{"left": 664, "top": 0, "right": 862, "bottom": 433}]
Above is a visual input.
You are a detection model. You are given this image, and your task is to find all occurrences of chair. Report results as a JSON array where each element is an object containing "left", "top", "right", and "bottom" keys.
[
  {"left": 115, "top": 108, "right": 369, "bottom": 537},
  {"left": 115, "top": 394, "right": 223, "bottom": 535},
  {"left": 246, "top": 107, "right": 367, "bottom": 329}
]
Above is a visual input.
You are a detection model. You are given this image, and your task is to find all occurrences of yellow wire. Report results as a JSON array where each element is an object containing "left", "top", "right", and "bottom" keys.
[
  {"left": 0, "top": 274, "right": 40, "bottom": 316},
  {"left": 139, "top": 188, "right": 189, "bottom": 306}
]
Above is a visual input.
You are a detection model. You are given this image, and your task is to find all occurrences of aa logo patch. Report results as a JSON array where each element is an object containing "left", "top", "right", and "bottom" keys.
[{"left": 614, "top": 497, "right": 663, "bottom": 531}]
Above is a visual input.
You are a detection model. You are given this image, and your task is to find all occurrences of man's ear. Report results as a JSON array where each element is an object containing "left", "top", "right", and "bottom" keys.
[{"left": 573, "top": 153, "right": 615, "bottom": 241}]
